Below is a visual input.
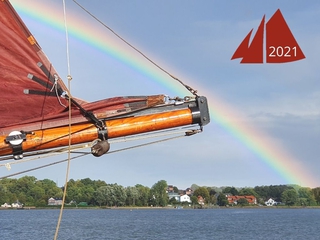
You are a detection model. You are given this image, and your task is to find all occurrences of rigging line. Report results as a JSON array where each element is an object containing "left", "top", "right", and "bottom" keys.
[
  {"left": 72, "top": 0, "right": 198, "bottom": 97},
  {"left": 0, "top": 153, "right": 89, "bottom": 180},
  {"left": 0, "top": 152, "right": 59, "bottom": 168},
  {"left": 0, "top": 133, "right": 189, "bottom": 180},
  {"left": 54, "top": 1, "right": 72, "bottom": 239},
  {"left": 0, "top": 127, "right": 194, "bottom": 165}
]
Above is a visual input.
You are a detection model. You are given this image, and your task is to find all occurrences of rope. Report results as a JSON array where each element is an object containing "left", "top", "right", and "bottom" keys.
[
  {"left": 0, "top": 154, "right": 88, "bottom": 180},
  {"left": 0, "top": 131, "right": 194, "bottom": 180},
  {"left": 72, "top": 0, "right": 198, "bottom": 97},
  {"left": 54, "top": 1, "right": 72, "bottom": 239},
  {"left": 0, "top": 127, "right": 196, "bottom": 166}
]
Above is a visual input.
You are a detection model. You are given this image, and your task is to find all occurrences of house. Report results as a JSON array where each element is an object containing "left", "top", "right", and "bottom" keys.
[
  {"left": 185, "top": 188, "right": 193, "bottom": 196},
  {"left": 48, "top": 197, "right": 63, "bottom": 205},
  {"left": 265, "top": 198, "right": 277, "bottom": 206},
  {"left": 227, "top": 195, "right": 257, "bottom": 205},
  {"left": 1, "top": 203, "right": 11, "bottom": 208},
  {"left": 168, "top": 192, "right": 180, "bottom": 202},
  {"left": 11, "top": 201, "right": 23, "bottom": 208},
  {"left": 167, "top": 185, "right": 174, "bottom": 193},
  {"left": 180, "top": 194, "right": 191, "bottom": 203},
  {"left": 197, "top": 196, "right": 205, "bottom": 205}
]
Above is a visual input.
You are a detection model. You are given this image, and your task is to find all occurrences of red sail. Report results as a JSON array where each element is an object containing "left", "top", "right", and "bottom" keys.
[
  {"left": 266, "top": 9, "right": 305, "bottom": 63},
  {"left": 0, "top": 1, "right": 164, "bottom": 133},
  {"left": 0, "top": 1, "right": 68, "bottom": 128},
  {"left": 0, "top": 1, "right": 210, "bottom": 159},
  {"left": 240, "top": 16, "right": 265, "bottom": 63}
]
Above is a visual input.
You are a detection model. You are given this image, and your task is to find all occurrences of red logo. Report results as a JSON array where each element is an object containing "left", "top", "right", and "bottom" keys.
[{"left": 231, "top": 9, "right": 305, "bottom": 63}]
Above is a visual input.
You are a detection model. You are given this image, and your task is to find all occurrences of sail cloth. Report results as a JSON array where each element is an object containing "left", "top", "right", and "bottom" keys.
[
  {"left": 0, "top": 1, "right": 164, "bottom": 134},
  {"left": 0, "top": 1, "right": 69, "bottom": 127}
]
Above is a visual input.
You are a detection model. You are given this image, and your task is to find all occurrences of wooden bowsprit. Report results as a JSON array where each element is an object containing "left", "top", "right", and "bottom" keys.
[{"left": 0, "top": 96, "right": 209, "bottom": 159}]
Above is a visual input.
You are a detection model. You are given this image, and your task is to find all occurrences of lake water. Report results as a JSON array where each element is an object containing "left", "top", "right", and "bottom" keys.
[{"left": 0, "top": 208, "right": 319, "bottom": 239}]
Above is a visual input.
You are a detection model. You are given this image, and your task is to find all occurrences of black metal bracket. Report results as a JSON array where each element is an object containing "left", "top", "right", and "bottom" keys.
[
  {"left": 197, "top": 96, "right": 210, "bottom": 127},
  {"left": 190, "top": 96, "right": 210, "bottom": 127},
  {"left": 97, "top": 127, "right": 108, "bottom": 141},
  {"left": 5, "top": 131, "right": 31, "bottom": 160}
]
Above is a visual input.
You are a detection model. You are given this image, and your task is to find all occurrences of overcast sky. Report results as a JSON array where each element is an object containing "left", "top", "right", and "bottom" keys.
[{"left": 5, "top": 0, "right": 320, "bottom": 189}]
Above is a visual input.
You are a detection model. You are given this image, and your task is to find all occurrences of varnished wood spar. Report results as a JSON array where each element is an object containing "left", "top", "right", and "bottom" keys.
[
  {"left": 107, "top": 108, "right": 193, "bottom": 138},
  {"left": 0, "top": 108, "right": 193, "bottom": 157}
]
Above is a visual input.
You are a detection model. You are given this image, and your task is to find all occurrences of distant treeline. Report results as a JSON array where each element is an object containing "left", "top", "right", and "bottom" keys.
[{"left": 0, "top": 176, "right": 319, "bottom": 207}]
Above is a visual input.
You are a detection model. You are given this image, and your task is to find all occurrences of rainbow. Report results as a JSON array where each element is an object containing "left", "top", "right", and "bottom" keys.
[{"left": 11, "top": 0, "right": 317, "bottom": 187}]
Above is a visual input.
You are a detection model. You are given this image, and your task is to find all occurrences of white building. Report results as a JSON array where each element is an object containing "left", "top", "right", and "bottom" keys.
[
  {"left": 180, "top": 194, "right": 191, "bottom": 203},
  {"left": 11, "top": 201, "right": 23, "bottom": 208},
  {"left": 265, "top": 198, "right": 277, "bottom": 206},
  {"left": 1, "top": 203, "right": 11, "bottom": 208},
  {"left": 48, "top": 197, "right": 63, "bottom": 205}
]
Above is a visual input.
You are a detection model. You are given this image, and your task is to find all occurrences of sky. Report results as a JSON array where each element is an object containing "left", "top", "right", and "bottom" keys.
[{"left": 3, "top": 0, "right": 320, "bottom": 189}]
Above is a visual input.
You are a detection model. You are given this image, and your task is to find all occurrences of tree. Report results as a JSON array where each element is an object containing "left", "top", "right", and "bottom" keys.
[
  {"left": 208, "top": 188, "right": 217, "bottom": 205},
  {"left": 104, "top": 184, "right": 116, "bottom": 206},
  {"left": 30, "top": 186, "right": 45, "bottom": 202},
  {"left": 93, "top": 185, "right": 117, "bottom": 207},
  {"left": 254, "top": 186, "right": 269, "bottom": 199},
  {"left": 237, "top": 198, "right": 249, "bottom": 206},
  {"left": 0, "top": 183, "right": 10, "bottom": 204},
  {"left": 217, "top": 193, "right": 228, "bottom": 206},
  {"left": 223, "top": 186, "right": 239, "bottom": 196},
  {"left": 209, "top": 188, "right": 217, "bottom": 196},
  {"left": 270, "top": 185, "right": 294, "bottom": 202},
  {"left": 312, "top": 187, "right": 320, "bottom": 205},
  {"left": 66, "top": 185, "right": 82, "bottom": 203},
  {"left": 81, "top": 186, "right": 95, "bottom": 204},
  {"left": 94, "top": 186, "right": 107, "bottom": 206},
  {"left": 135, "top": 184, "right": 150, "bottom": 206},
  {"left": 150, "top": 180, "right": 168, "bottom": 207},
  {"left": 112, "top": 184, "right": 127, "bottom": 206},
  {"left": 238, "top": 187, "right": 257, "bottom": 197},
  {"left": 168, "top": 197, "right": 178, "bottom": 205},
  {"left": 126, "top": 186, "right": 139, "bottom": 206},
  {"left": 190, "top": 184, "right": 199, "bottom": 191},
  {"left": 193, "top": 187, "right": 210, "bottom": 204},
  {"left": 281, "top": 189, "right": 298, "bottom": 206},
  {"left": 190, "top": 196, "right": 199, "bottom": 205},
  {"left": 37, "top": 179, "right": 63, "bottom": 203},
  {"left": 298, "top": 187, "right": 316, "bottom": 206}
]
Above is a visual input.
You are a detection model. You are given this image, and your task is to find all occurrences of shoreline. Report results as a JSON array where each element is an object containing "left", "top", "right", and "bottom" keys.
[{"left": 2, "top": 205, "right": 320, "bottom": 210}]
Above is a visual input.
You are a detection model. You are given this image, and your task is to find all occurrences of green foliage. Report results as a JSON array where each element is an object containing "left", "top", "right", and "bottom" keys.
[
  {"left": 0, "top": 177, "right": 62, "bottom": 206},
  {"left": 281, "top": 189, "right": 298, "bottom": 206},
  {"left": 125, "top": 186, "right": 139, "bottom": 206},
  {"left": 135, "top": 184, "right": 150, "bottom": 206},
  {"left": 190, "top": 196, "right": 198, "bottom": 205},
  {"left": 312, "top": 187, "right": 320, "bottom": 205},
  {"left": 149, "top": 180, "right": 168, "bottom": 207},
  {"left": 193, "top": 187, "right": 210, "bottom": 203},
  {"left": 222, "top": 186, "right": 239, "bottom": 195},
  {"left": 237, "top": 198, "right": 249, "bottom": 206},
  {"left": 297, "top": 187, "right": 316, "bottom": 206},
  {"left": 190, "top": 184, "right": 199, "bottom": 191},
  {"left": 254, "top": 185, "right": 294, "bottom": 202},
  {"left": 1, "top": 176, "right": 320, "bottom": 208},
  {"left": 238, "top": 187, "right": 257, "bottom": 197},
  {"left": 168, "top": 197, "right": 178, "bottom": 205},
  {"left": 217, "top": 194, "right": 228, "bottom": 206}
]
